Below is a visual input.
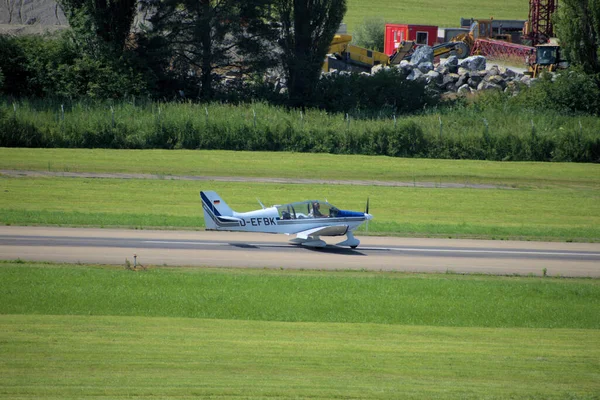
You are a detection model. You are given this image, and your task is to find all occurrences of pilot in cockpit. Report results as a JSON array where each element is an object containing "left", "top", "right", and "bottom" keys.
[{"left": 310, "top": 202, "right": 324, "bottom": 218}]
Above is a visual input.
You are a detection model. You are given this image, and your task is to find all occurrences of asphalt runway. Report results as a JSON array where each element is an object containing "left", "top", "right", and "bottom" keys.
[{"left": 1, "top": 226, "right": 599, "bottom": 277}]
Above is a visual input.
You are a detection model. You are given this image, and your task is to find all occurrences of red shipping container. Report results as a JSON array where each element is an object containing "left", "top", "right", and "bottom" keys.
[{"left": 384, "top": 24, "right": 438, "bottom": 56}]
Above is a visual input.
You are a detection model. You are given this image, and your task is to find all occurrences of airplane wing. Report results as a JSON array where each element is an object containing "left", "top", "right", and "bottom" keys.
[{"left": 295, "top": 225, "right": 349, "bottom": 239}]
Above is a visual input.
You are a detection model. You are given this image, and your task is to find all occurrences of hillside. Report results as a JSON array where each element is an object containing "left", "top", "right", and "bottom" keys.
[{"left": 345, "top": 0, "right": 529, "bottom": 32}]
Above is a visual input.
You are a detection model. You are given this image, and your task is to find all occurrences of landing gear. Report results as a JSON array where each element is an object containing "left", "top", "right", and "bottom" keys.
[
  {"left": 290, "top": 231, "right": 361, "bottom": 248},
  {"left": 336, "top": 231, "right": 360, "bottom": 248},
  {"left": 289, "top": 236, "right": 326, "bottom": 248}
]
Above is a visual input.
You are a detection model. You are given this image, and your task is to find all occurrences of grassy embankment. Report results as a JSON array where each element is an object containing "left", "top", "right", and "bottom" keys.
[
  {"left": 0, "top": 262, "right": 599, "bottom": 399},
  {"left": 1, "top": 148, "right": 599, "bottom": 241},
  {"left": 344, "top": 0, "right": 528, "bottom": 33}
]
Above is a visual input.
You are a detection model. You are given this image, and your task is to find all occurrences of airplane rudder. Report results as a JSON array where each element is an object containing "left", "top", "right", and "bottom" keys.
[{"left": 200, "top": 190, "right": 234, "bottom": 216}]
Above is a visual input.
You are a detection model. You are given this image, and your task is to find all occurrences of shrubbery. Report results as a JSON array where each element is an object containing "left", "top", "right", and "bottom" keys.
[
  {"left": 312, "top": 68, "right": 437, "bottom": 116},
  {"left": 474, "top": 68, "right": 600, "bottom": 116},
  {"left": 0, "top": 34, "right": 148, "bottom": 99},
  {"left": 1, "top": 99, "right": 598, "bottom": 162}
]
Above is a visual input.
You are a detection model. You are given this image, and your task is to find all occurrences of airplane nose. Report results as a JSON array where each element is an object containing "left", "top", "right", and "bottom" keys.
[{"left": 365, "top": 213, "right": 373, "bottom": 220}]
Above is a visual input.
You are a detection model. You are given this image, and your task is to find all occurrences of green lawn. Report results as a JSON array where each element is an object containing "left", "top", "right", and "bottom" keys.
[
  {"left": 0, "top": 263, "right": 599, "bottom": 399},
  {"left": 2, "top": 263, "right": 599, "bottom": 328},
  {"left": 1, "top": 176, "right": 598, "bottom": 240},
  {"left": 2, "top": 148, "right": 598, "bottom": 189},
  {"left": 2, "top": 314, "right": 598, "bottom": 399},
  {"left": 1, "top": 148, "right": 599, "bottom": 241}
]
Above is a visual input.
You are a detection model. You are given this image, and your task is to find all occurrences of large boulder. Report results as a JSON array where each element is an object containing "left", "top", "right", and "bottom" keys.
[
  {"left": 455, "top": 74, "right": 469, "bottom": 88},
  {"left": 459, "top": 55, "right": 486, "bottom": 71},
  {"left": 418, "top": 62, "right": 434, "bottom": 73},
  {"left": 442, "top": 73, "right": 460, "bottom": 86},
  {"left": 411, "top": 46, "right": 434, "bottom": 65},
  {"left": 457, "top": 84, "right": 473, "bottom": 95},
  {"left": 477, "top": 81, "right": 502, "bottom": 91},
  {"left": 440, "top": 55, "right": 459, "bottom": 68},
  {"left": 407, "top": 68, "right": 424, "bottom": 81},
  {"left": 467, "top": 75, "right": 483, "bottom": 88},
  {"left": 487, "top": 65, "right": 501, "bottom": 77},
  {"left": 425, "top": 70, "right": 442, "bottom": 84},
  {"left": 486, "top": 74, "right": 506, "bottom": 88}
]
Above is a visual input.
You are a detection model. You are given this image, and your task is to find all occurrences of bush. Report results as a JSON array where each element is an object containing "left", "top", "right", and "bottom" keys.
[
  {"left": 0, "top": 33, "right": 148, "bottom": 100},
  {"left": 511, "top": 69, "right": 600, "bottom": 115},
  {"left": 1, "top": 98, "right": 599, "bottom": 163},
  {"left": 352, "top": 17, "right": 385, "bottom": 52},
  {"left": 312, "top": 68, "right": 439, "bottom": 116}
]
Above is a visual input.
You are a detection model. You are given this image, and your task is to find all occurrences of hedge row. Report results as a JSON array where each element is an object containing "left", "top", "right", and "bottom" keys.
[{"left": 1, "top": 106, "right": 598, "bottom": 162}]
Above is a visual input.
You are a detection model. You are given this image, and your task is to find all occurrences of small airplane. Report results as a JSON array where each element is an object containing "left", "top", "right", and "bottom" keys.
[{"left": 200, "top": 191, "right": 373, "bottom": 248}]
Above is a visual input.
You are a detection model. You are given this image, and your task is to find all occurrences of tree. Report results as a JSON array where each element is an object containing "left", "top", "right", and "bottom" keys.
[
  {"left": 58, "top": 0, "right": 138, "bottom": 56},
  {"left": 275, "top": 0, "right": 347, "bottom": 108},
  {"left": 554, "top": 0, "right": 600, "bottom": 74},
  {"left": 139, "top": 0, "right": 278, "bottom": 100},
  {"left": 353, "top": 17, "right": 384, "bottom": 52}
]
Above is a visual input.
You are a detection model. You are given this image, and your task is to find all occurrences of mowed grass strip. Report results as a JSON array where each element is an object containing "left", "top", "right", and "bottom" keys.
[
  {"left": 1, "top": 148, "right": 599, "bottom": 189},
  {"left": 1, "top": 263, "right": 599, "bottom": 328},
  {"left": 1, "top": 176, "right": 599, "bottom": 241},
  {"left": 1, "top": 315, "right": 599, "bottom": 399}
]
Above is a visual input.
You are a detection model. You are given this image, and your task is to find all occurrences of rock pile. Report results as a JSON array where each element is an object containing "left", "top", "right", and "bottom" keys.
[{"left": 370, "top": 49, "right": 533, "bottom": 96}]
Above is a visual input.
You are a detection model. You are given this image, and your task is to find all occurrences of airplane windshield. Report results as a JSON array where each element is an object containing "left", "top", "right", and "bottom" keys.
[{"left": 276, "top": 201, "right": 339, "bottom": 219}]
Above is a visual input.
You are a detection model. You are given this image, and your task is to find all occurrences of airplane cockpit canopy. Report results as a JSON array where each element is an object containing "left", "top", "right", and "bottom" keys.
[{"left": 276, "top": 200, "right": 339, "bottom": 219}]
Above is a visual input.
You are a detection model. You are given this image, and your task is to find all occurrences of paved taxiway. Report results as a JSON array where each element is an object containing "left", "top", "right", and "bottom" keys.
[{"left": 1, "top": 226, "right": 599, "bottom": 277}]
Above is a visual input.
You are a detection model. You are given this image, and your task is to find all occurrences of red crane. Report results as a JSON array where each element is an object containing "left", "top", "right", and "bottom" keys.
[{"left": 524, "top": 0, "right": 558, "bottom": 45}]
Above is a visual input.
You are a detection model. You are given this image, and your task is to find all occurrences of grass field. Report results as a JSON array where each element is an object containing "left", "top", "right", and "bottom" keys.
[
  {"left": 1, "top": 263, "right": 599, "bottom": 399},
  {"left": 1, "top": 176, "right": 599, "bottom": 240},
  {"left": 1, "top": 148, "right": 599, "bottom": 188},
  {"left": 344, "top": 0, "right": 528, "bottom": 33},
  {"left": 1, "top": 149, "right": 599, "bottom": 241}
]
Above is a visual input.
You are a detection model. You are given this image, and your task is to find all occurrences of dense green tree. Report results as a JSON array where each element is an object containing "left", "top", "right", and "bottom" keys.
[
  {"left": 139, "top": 0, "right": 278, "bottom": 100},
  {"left": 275, "top": 0, "right": 347, "bottom": 108},
  {"left": 353, "top": 17, "right": 384, "bottom": 52},
  {"left": 58, "top": 0, "right": 138, "bottom": 56},
  {"left": 554, "top": 0, "right": 600, "bottom": 74},
  {"left": 0, "top": 33, "right": 146, "bottom": 99}
]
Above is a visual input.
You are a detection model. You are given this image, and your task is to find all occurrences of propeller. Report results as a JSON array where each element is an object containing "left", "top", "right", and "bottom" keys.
[{"left": 365, "top": 197, "right": 371, "bottom": 233}]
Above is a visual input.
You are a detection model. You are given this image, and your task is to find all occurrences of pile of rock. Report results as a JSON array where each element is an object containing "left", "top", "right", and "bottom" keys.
[{"left": 370, "top": 46, "right": 534, "bottom": 96}]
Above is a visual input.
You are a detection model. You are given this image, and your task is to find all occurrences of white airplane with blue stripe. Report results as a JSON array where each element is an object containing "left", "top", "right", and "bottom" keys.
[{"left": 200, "top": 191, "right": 373, "bottom": 248}]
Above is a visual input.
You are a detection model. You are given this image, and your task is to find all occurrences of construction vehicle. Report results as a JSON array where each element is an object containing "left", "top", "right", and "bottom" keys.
[
  {"left": 522, "top": 0, "right": 566, "bottom": 77},
  {"left": 323, "top": 18, "right": 520, "bottom": 73},
  {"left": 526, "top": 40, "right": 565, "bottom": 77},
  {"left": 323, "top": 34, "right": 470, "bottom": 73}
]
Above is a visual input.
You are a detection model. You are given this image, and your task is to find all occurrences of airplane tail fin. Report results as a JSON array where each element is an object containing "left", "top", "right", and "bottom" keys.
[{"left": 200, "top": 191, "right": 235, "bottom": 230}]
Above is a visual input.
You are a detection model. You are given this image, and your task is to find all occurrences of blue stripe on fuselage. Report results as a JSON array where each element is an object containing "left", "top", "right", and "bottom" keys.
[{"left": 336, "top": 210, "right": 365, "bottom": 218}]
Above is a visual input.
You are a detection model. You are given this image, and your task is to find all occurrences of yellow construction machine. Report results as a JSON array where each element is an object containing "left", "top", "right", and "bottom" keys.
[
  {"left": 323, "top": 34, "right": 471, "bottom": 73},
  {"left": 322, "top": 18, "right": 513, "bottom": 73},
  {"left": 526, "top": 42, "right": 562, "bottom": 77}
]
